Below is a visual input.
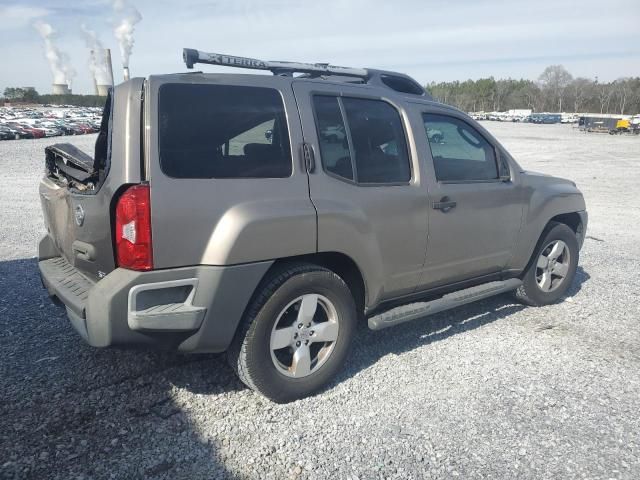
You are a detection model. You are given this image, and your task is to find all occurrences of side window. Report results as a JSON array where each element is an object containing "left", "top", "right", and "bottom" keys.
[
  {"left": 312, "top": 95, "right": 411, "bottom": 184},
  {"left": 159, "top": 84, "right": 291, "bottom": 179},
  {"left": 342, "top": 98, "right": 410, "bottom": 184},
  {"left": 423, "top": 113, "right": 498, "bottom": 182},
  {"left": 312, "top": 96, "right": 353, "bottom": 180}
]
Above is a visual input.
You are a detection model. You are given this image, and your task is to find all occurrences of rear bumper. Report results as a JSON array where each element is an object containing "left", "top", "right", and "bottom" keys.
[{"left": 38, "top": 235, "right": 271, "bottom": 352}]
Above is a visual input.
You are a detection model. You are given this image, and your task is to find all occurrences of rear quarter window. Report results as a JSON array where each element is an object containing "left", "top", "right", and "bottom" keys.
[{"left": 158, "top": 84, "right": 292, "bottom": 178}]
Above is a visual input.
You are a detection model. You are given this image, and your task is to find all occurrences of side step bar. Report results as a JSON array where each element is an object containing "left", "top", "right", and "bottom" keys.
[{"left": 368, "top": 279, "right": 522, "bottom": 331}]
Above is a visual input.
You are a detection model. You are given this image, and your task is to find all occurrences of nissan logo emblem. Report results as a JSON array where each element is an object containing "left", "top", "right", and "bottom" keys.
[{"left": 74, "top": 205, "right": 85, "bottom": 226}]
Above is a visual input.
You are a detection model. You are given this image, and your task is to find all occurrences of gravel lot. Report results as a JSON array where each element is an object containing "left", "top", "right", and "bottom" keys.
[{"left": 1, "top": 123, "right": 639, "bottom": 480}]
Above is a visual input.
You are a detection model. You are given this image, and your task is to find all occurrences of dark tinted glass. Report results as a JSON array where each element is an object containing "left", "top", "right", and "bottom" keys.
[
  {"left": 342, "top": 97, "right": 411, "bottom": 183},
  {"left": 312, "top": 96, "right": 353, "bottom": 180},
  {"left": 93, "top": 90, "right": 112, "bottom": 172},
  {"left": 159, "top": 84, "right": 291, "bottom": 178},
  {"left": 423, "top": 113, "right": 498, "bottom": 182}
]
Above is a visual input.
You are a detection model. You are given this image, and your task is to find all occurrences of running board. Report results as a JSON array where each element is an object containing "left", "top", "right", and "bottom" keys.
[{"left": 368, "top": 279, "right": 522, "bottom": 331}]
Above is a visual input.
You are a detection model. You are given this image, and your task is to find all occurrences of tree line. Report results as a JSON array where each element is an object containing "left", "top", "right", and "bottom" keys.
[
  {"left": 2, "top": 87, "right": 106, "bottom": 107},
  {"left": 426, "top": 65, "right": 640, "bottom": 115},
  {"left": 3, "top": 66, "right": 640, "bottom": 114}
]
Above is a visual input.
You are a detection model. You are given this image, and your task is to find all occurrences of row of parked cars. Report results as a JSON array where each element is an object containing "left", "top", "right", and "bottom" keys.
[
  {"left": 469, "top": 112, "right": 579, "bottom": 124},
  {"left": 0, "top": 106, "right": 103, "bottom": 140}
]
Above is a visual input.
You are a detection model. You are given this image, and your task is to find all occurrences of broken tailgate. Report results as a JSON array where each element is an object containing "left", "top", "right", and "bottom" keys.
[{"left": 38, "top": 78, "right": 146, "bottom": 283}]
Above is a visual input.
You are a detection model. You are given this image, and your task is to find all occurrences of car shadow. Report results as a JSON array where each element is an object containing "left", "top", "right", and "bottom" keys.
[
  {"left": 0, "top": 257, "right": 236, "bottom": 480},
  {"left": 333, "top": 265, "right": 591, "bottom": 387},
  {"left": 0, "top": 257, "right": 591, "bottom": 479}
]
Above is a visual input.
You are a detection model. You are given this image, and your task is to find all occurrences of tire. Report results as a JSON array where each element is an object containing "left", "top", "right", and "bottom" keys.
[
  {"left": 514, "top": 222, "right": 579, "bottom": 306},
  {"left": 227, "top": 263, "right": 357, "bottom": 403}
]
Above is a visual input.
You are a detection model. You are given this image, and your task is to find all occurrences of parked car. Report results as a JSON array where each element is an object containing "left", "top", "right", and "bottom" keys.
[
  {"left": 0, "top": 125, "right": 18, "bottom": 140},
  {"left": 71, "top": 123, "right": 96, "bottom": 134},
  {"left": 38, "top": 50, "right": 587, "bottom": 403},
  {"left": 52, "top": 121, "right": 80, "bottom": 136},
  {"left": 35, "top": 123, "right": 63, "bottom": 137},
  {"left": 4, "top": 122, "right": 38, "bottom": 139},
  {"left": 11, "top": 122, "right": 46, "bottom": 138}
]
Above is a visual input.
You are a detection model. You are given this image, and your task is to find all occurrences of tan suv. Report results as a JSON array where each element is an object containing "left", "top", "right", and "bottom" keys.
[{"left": 38, "top": 49, "right": 587, "bottom": 402}]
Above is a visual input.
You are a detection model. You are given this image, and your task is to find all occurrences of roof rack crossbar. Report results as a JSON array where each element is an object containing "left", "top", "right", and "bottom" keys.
[{"left": 183, "top": 48, "right": 369, "bottom": 79}]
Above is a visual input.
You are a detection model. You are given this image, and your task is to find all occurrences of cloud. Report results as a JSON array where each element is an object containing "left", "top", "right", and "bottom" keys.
[{"left": 0, "top": 5, "right": 50, "bottom": 30}]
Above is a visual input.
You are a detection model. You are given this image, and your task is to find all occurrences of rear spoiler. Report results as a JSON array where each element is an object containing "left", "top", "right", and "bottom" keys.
[{"left": 45, "top": 144, "right": 96, "bottom": 184}]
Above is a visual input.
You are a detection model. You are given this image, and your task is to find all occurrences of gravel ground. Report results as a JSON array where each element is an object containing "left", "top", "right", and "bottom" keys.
[{"left": 1, "top": 124, "right": 639, "bottom": 480}]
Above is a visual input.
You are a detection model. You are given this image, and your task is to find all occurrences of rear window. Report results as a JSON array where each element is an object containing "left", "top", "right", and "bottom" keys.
[{"left": 158, "top": 84, "right": 292, "bottom": 178}]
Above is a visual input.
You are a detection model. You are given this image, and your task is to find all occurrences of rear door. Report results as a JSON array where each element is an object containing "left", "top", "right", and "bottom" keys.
[
  {"left": 414, "top": 108, "right": 524, "bottom": 288},
  {"left": 292, "top": 81, "right": 429, "bottom": 305}
]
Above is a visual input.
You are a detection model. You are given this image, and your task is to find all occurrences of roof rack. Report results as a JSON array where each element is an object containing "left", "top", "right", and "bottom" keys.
[
  {"left": 183, "top": 48, "right": 368, "bottom": 78},
  {"left": 182, "top": 48, "right": 428, "bottom": 97}
]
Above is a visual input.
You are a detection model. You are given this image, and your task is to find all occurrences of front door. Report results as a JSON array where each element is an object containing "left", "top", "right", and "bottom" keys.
[
  {"left": 292, "top": 81, "right": 430, "bottom": 305},
  {"left": 415, "top": 109, "right": 524, "bottom": 288}
]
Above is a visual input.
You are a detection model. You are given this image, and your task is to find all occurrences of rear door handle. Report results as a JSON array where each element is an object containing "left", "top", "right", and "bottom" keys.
[
  {"left": 302, "top": 142, "right": 316, "bottom": 173},
  {"left": 432, "top": 197, "right": 457, "bottom": 212}
]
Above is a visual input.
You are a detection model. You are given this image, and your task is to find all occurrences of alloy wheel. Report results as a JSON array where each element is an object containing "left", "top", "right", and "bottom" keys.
[
  {"left": 535, "top": 239, "right": 570, "bottom": 292},
  {"left": 269, "top": 294, "right": 340, "bottom": 378}
]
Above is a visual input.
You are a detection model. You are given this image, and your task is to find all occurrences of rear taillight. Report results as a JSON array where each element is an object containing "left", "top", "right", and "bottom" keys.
[{"left": 115, "top": 184, "right": 153, "bottom": 271}]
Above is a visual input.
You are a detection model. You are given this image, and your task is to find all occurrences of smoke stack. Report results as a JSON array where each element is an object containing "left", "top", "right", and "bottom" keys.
[
  {"left": 52, "top": 84, "right": 71, "bottom": 95},
  {"left": 90, "top": 50, "right": 99, "bottom": 95},
  {"left": 95, "top": 48, "right": 115, "bottom": 96},
  {"left": 105, "top": 48, "right": 115, "bottom": 85},
  {"left": 123, "top": 66, "right": 130, "bottom": 81}
]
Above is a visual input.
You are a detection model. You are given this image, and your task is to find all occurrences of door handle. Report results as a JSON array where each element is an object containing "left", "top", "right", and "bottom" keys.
[
  {"left": 432, "top": 197, "right": 457, "bottom": 212},
  {"left": 302, "top": 142, "right": 315, "bottom": 173}
]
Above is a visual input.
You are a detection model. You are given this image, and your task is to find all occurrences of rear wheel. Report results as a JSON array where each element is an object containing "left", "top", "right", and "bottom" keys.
[
  {"left": 514, "top": 222, "right": 579, "bottom": 306},
  {"left": 228, "top": 263, "right": 357, "bottom": 403}
]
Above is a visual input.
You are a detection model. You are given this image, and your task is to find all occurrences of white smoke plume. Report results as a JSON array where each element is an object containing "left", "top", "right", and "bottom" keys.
[
  {"left": 33, "top": 21, "right": 76, "bottom": 87},
  {"left": 112, "top": 0, "right": 142, "bottom": 68},
  {"left": 80, "top": 24, "right": 112, "bottom": 86}
]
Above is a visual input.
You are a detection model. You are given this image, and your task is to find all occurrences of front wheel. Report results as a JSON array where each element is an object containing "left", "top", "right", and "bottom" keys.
[
  {"left": 514, "top": 222, "right": 579, "bottom": 306},
  {"left": 228, "top": 263, "right": 357, "bottom": 403}
]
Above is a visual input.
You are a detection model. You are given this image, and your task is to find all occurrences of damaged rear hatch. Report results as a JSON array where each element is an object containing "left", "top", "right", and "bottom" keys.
[{"left": 39, "top": 80, "right": 145, "bottom": 284}]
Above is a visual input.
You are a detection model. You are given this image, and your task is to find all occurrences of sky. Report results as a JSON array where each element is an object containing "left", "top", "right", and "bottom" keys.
[{"left": 0, "top": 0, "right": 639, "bottom": 95}]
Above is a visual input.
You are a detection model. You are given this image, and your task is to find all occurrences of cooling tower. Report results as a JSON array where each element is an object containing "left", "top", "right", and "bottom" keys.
[
  {"left": 96, "top": 84, "right": 111, "bottom": 96},
  {"left": 52, "top": 83, "right": 71, "bottom": 95}
]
